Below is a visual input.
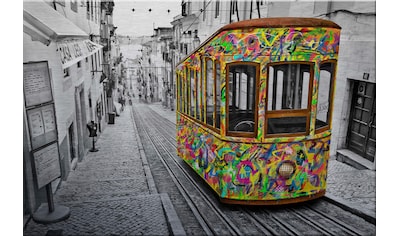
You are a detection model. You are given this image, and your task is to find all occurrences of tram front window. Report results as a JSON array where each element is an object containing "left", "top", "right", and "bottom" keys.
[
  {"left": 266, "top": 63, "right": 312, "bottom": 135},
  {"left": 316, "top": 62, "right": 335, "bottom": 131},
  {"left": 227, "top": 63, "right": 258, "bottom": 135}
]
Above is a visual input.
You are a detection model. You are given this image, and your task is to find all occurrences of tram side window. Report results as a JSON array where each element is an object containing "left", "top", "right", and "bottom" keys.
[
  {"left": 266, "top": 63, "right": 312, "bottom": 135},
  {"left": 227, "top": 63, "right": 258, "bottom": 134},
  {"left": 177, "top": 73, "right": 182, "bottom": 112},
  {"left": 215, "top": 61, "right": 221, "bottom": 129},
  {"left": 196, "top": 70, "right": 201, "bottom": 120},
  {"left": 316, "top": 62, "right": 335, "bottom": 131},
  {"left": 190, "top": 69, "right": 195, "bottom": 117},
  {"left": 184, "top": 73, "right": 187, "bottom": 114},
  {"left": 206, "top": 59, "right": 214, "bottom": 126},
  {"left": 182, "top": 68, "right": 187, "bottom": 114},
  {"left": 186, "top": 67, "right": 190, "bottom": 115}
]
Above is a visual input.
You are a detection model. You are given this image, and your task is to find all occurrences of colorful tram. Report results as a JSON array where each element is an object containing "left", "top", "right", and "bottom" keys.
[{"left": 176, "top": 18, "right": 341, "bottom": 205}]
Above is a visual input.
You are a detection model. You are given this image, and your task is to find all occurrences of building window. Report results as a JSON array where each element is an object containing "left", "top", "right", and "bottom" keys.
[
  {"left": 230, "top": 0, "right": 239, "bottom": 22},
  {"left": 94, "top": 53, "right": 98, "bottom": 71},
  {"left": 91, "top": 0, "right": 94, "bottom": 21},
  {"left": 77, "top": 60, "right": 82, "bottom": 69},
  {"left": 70, "top": 0, "right": 78, "bottom": 12},
  {"left": 215, "top": 0, "right": 220, "bottom": 18},
  {"left": 182, "top": 0, "right": 187, "bottom": 16},
  {"left": 97, "top": 51, "right": 101, "bottom": 70},
  {"left": 86, "top": 1, "right": 90, "bottom": 20},
  {"left": 91, "top": 55, "right": 95, "bottom": 74},
  {"left": 94, "top": 1, "right": 97, "bottom": 22},
  {"left": 64, "top": 68, "right": 70, "bottom": 77}
]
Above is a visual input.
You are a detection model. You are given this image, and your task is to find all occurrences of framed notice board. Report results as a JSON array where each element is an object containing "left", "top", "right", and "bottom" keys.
[
  {"left": 27, "top": 103, "right": 57, "bottom": 150},
  {"left": 32, "top": 142, "right": 61, "bottom": 189},
  {"left": 23, "top": 61, "right": 53, "bottom": 108}
]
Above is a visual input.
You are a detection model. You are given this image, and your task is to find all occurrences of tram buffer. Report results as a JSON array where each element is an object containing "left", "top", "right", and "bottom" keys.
[{"left": 87, "top": 120, "right": 99, "bottom": 152}]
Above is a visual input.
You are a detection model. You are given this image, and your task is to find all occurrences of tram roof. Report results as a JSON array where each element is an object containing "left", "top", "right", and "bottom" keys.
[
  {"left": 177, "top": 17, "right": 340, "bottom": 66},
  {"left": 220, "top": 17, "right": 341, "bottom": 31}
]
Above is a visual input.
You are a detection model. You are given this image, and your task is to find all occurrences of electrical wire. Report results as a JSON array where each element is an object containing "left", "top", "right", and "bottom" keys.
[{"left": 315, "top": 9, "right": 376, "bottom": 17}]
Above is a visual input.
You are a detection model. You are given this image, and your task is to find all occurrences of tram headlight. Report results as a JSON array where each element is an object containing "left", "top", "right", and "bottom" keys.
[{"left": 277, "top": 161, "right": 296, "bottom": 179}]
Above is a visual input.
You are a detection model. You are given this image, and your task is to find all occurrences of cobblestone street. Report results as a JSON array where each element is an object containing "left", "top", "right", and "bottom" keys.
[{"left": 326, "top": 160, "right": 376, "bottom": 217}]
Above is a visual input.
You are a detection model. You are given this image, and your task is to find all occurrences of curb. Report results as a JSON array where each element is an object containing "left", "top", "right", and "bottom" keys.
[
  {"left": 324, "top": 194, "right": 376, "bottom": 224},
  {"left": 160, "top": 193, "right": 187, "bottom": 236}
]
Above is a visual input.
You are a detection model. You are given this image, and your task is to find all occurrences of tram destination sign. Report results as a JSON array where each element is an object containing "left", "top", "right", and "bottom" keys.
[{"left": 32, "top": 142, "right": 61, "bottom": 189}]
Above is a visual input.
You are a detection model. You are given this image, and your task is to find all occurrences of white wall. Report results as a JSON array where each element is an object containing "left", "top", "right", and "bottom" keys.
[{"left": 329, "top": 10, "right": 376, "bottom": 155}]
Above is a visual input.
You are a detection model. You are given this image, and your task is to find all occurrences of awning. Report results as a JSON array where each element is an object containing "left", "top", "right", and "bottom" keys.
[
  {"left": 23, "top": 1, "right": 103, "bottom": 69},
  {"left": 57, "top": 40, "right": 103, "bottom": 69},
  {"left": 23, "top": 1, "right": 88, "bottom": 40}
]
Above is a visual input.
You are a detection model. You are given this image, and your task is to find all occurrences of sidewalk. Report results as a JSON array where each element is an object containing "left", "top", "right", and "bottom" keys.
[
  {"left": 147, "top": 102, "right": 376, "bottom": 223},
  {"left": 24, "top": 104, "right": 185, "bottom": 236}
]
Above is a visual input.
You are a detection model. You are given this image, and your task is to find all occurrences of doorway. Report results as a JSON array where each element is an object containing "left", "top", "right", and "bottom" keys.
[
  {"left": 347, "top": 81, "right": 376, "bottom": 162},
  {"left": 68, "top": 123, "right": 76, "bottom": 162}
]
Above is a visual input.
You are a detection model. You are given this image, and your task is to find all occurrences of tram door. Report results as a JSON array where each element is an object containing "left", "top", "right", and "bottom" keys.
[{"left": 347, "top": 81, "right": 376, "bottom": 162}]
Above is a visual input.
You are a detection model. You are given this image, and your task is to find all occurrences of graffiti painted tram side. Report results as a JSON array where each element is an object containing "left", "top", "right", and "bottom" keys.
[{"left": 176, "top": 17, "right": 341, "bottom": 205}]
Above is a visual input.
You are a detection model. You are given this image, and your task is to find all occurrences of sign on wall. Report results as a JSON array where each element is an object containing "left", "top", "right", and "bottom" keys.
[
  {"left": 27, "top": 103, "right": 57, "bottom": 150},
  {"left": 57, "top": 39, "right": 103, "bottom": 69},
  {"left": 32, "top": 142, "right": 61, "bottom": 189},
  {"left": 23, "top": 61, "right": 53, "bottom": 108}
]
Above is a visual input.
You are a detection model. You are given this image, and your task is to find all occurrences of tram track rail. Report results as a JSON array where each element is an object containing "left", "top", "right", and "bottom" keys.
[
  {"left": 132, "top": 105, "right": 242, "bottom": 235},
  {"left": 132, "top": 104, "right": 375, "bottom": 235}
]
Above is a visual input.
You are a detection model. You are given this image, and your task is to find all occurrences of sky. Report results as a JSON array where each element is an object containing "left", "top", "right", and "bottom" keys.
[{"left": 113, "top": 0, "right": 181, "bottom": 37}]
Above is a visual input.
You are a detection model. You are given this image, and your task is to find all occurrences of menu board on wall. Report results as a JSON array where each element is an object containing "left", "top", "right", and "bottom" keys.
[
  {"left": 27, "top": 104, "right": 57, "bottom": 150},
  {"left": 33, "top": 142, "right": 61, "bottom": 189},
  {"left": 24, "top": 61, "right": 53, "bottom": 108}
]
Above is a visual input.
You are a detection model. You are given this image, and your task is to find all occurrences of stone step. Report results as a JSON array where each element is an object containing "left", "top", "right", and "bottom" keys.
[{"left": 336, "top": 149, "right": 375, "bottom": 170}]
